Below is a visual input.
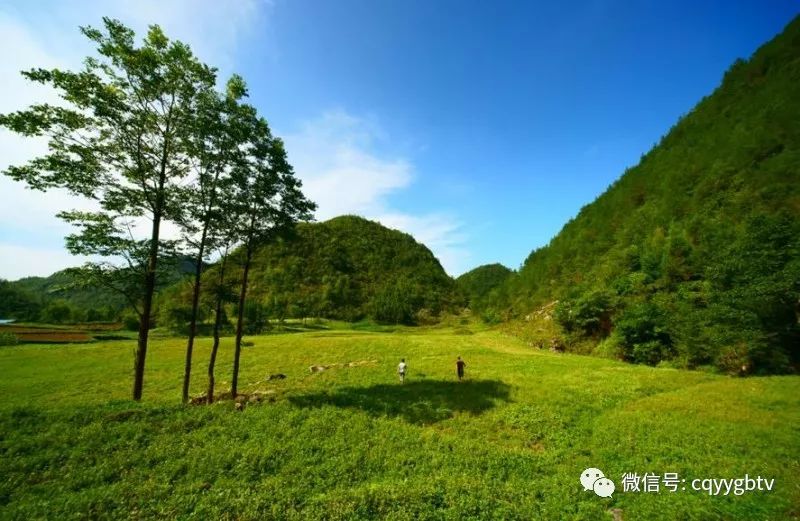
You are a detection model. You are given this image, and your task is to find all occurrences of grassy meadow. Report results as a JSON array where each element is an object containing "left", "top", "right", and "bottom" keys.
[{"left": 0, "top": 327, "right": 798, "bottom": 520}]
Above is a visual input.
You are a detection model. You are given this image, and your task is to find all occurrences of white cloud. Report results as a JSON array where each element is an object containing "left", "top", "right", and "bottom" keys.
[
  {"left": 377, "top": 213, "right": 471, "bottom": 276},
  {"left": 0, "top": 11, "right": 98, "bottom": 276},
  {"left": 0, "top": 244, "right": 89, "bottom": 280},
  {"left": 284, "top": 110, "right": 413, "bottom": 219},
  {"left": 283, "top": 110, "right": 470, "bottom": 275}
]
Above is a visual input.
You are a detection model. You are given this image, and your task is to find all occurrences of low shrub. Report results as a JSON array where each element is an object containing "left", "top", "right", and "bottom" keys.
[{"left": 0, "top": 332, "right": 19, "bottom": 346}]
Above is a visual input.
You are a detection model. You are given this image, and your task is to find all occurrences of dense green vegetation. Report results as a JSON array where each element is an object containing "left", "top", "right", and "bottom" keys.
[
  {"left": 0, "top": 279, "right": 45, "bottom": 322},
  {"left": 487, "top": 17, "right": 800, "bottom": 374},
  {"left": 159, "top": 216, "right": 460, "bottom": 331},
  {"left": 0, "top": 330, "right": 797, "bottom": 519},
  {"left": 455, "top": 263, "right": 513, "bottom": 320},
  {"left": 0, "top": 257, "right": 198, "bottom": 324},
  {"left": 0, "top": 272, "right": 128, "bottom": 324},
  {"left": 243, "top": 215, "right": 459, "bottom": 324}
]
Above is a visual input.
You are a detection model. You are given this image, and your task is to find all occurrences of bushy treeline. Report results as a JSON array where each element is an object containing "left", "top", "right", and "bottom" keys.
[
  {"left": 0, "top": 285, "right": 117, "bottom": 324},
  {"left": 158, "top": 215, "right": 461, "bottom": 329},
  {"left": 0, "top": 280, "right": 46, "bottom": 322},
  {"left": 485, "top": 16, "right": 800, "bottom": 374},
  {"left": 0, "top": 274, "right": 128, "bottom": 324}
]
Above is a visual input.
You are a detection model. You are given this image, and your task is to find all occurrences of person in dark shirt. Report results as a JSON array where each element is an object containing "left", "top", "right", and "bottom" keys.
[{"left": 456, "top": 356, "right": 466, "bottom": 381}]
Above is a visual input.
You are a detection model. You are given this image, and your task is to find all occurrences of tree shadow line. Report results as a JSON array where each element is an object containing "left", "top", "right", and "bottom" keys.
[{"left": 288, "top": 379, "right": 512, "bottom": 425}]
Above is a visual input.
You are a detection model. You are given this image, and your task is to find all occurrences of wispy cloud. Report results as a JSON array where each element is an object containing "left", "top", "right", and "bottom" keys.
[
  {"left": 284, "top": 110, "right": 412, "bottom": 219},
  {"left": 377, "top": 213, "right": 471, "bottom": 276},
  {"left": 283, "top": 110, "right": 470, "bottom": 275}
]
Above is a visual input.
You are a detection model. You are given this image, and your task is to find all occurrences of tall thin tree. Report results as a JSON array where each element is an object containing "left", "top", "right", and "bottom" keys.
[
  {"left": 0, "top": 19, "right": 216, "bottom": 400},
  {"left": 178, "top": 76, "right": 248, "bottom": 403},
  {"left": 229, "top": 115, "right": 316, "bottom": 397},
  {"left": 206, "top": 241, "right": 234, "bottom": 404}
]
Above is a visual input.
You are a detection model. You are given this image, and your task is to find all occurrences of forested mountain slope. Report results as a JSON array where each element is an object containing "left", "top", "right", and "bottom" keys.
[{"left": 493, "top": 16, "right": 800, "bottom": 373}]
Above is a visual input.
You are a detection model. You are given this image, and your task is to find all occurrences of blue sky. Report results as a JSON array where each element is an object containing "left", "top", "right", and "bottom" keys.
[{"left": 0, "top": 1, "right": 798, "bottom": 278}]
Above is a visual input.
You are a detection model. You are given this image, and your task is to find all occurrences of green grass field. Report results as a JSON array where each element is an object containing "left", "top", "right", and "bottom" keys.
[{"left": 1, "top": 328, "right": 798, "bottom": 520}]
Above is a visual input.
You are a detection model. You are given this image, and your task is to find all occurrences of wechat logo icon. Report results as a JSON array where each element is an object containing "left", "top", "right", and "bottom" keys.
[{"left": 581, "top": 467, "right": 616, "bottom": 498}]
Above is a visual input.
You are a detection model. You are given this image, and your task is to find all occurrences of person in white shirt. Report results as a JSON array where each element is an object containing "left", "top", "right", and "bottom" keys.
[{"left": 398, "top": 358, "right": 407, "bottom": 383}]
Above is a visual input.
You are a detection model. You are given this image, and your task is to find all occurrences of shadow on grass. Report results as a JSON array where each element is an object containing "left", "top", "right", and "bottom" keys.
[{"left": 288, "top": 379, "right": 511, "bottom": 425}]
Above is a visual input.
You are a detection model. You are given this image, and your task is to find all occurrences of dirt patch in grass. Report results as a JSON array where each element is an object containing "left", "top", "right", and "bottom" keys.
[{"left": 0, "top": 325, "right": 93, "bottom": 343}]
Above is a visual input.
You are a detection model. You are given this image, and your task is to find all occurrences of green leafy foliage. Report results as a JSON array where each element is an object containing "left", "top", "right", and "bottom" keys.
[
  {"left": 2, "top": 257, "right": 198, "bottom": 325},
  {"left": 3, "top": 271, "right": 124, "bottom": 323},
  {"left": 121, "top": 312, "right": 140, "bottom": 331},
  {"left": 615, "top": 302, "right": 673, "bottom": 365},
  {"left": 371, "top": 279, "right": 418, "bottom": 325},
  {"left": 553, "top": 290, "right": 615, "bottom": 338},
  {"left": 40, "top": 300, "right": 76, "bottom": 324},
  {"left": 243, "top": 302, "right": 271, "bottom": 334}
]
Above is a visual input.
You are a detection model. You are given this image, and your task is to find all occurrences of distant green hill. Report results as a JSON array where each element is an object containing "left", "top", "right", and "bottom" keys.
[
  {"left": 196, "top": 215, "right": 460, "bottom": 326},
  {"left": 1, "top": 257, "right": 197, "bottom": 324},
  {"left": 455, "top": 263, "right": 513, "bottom": 319},
  {"left": 1, "top": 271, "right": 127, "bottom": 323},
  {"left": 491, "top": 16, "right": 800, "bottom": 373}
]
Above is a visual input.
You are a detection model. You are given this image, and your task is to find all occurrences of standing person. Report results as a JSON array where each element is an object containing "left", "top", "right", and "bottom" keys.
[
  {"left": 398, "top": 358, "right": 407, "bottom": 383},
  {"left": 456, "top": 356, "right": 467, "bottom": 381}
]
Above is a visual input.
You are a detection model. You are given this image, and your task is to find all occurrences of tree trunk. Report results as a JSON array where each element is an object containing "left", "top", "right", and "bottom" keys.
[
  {"left": 231, "top": 243, "right": 253, "bottom": 398},
  {"left": 133, "top": 210, "right": 162, "bottom": 401},
  {"left": 133, "top": 108, "right": 172, "bottom": 402},
  {"left": 207, "top": 248, "right": 229, "bottom": 404},
  {"left": 182, "top": 226, "right": 208, "bottom": 403}
]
